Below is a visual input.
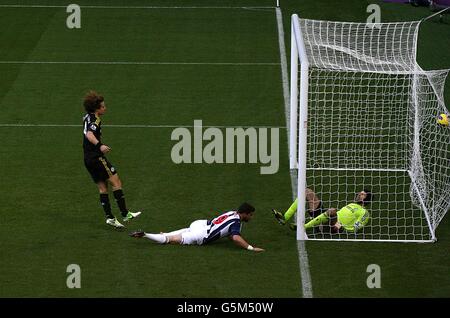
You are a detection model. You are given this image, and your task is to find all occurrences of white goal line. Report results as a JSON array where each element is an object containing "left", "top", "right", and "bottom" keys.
[
  {"left": 0, "top": 61, "right": 280, "bottom": 66},
  {"left": 0, "top": 5, "right": 276, "bottom": 9},
  {"left": 308, "top": 167, "right": 408, "bottom": 172},
  {"left": 306, "top": 238, "right": 435, "bottom": 243},
  {"left": 0, "top": 123, "right": 286, "bottom": 129}
]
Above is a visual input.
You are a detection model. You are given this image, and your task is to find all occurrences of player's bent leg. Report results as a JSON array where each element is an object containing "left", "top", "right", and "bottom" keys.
[
  {"left": 96, "top": 181, "right": 124, "bottom": 228},
  {"left": 304, "top": 212, "right": 330, "bottom": 230},
  {"left": 283, "top": 198, "right": 298, "bottom": 222},
  {"left": 97, "top": 181, "right": 112, "bottom": 219},
  {"left": 108, "top": 174, "right": 142, "bottom": 222}
]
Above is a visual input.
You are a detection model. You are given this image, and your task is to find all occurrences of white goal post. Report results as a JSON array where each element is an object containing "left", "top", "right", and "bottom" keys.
[{"left": 290, "top": 14, "right": 450, "bottom": 242}]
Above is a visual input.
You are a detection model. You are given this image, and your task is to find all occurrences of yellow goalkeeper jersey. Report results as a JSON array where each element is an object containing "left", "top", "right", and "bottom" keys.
[{"left": 337, "top": 203, "right": 369, "bottom": 232}]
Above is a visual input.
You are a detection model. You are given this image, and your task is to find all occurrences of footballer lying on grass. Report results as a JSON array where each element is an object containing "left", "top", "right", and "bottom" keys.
[
  {"left": 272, "top": 188, "right": 373, "bottom": 233},
  {"left": 129, "top": 203, "right": 264, "bottom": 252}
]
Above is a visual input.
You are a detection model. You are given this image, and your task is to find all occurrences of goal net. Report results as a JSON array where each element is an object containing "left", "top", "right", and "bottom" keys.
[{"left": 290, "top": 15, "right": 450, "bottom": 242}]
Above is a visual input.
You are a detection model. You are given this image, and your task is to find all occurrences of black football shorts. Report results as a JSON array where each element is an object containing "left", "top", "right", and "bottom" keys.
[{"left": 84, "top": 156, "right": 117, "bottom": 183}]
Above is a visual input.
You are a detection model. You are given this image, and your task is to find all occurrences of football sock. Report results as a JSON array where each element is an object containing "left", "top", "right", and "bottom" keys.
[
  {"left": 100, "top": 193, "right": 114, "bottom": 219},
  {"left": 284, "top": 198, "right": 298, "bottom": 221},
  {"left": 113, "top": 189, "right": 128, "bottom": 217},
  {"left": 163, "top": 229, "right": 188, "bottom": 236},
  {"left": 305, "top": 213, "right": 329, "bottom": 229},
  {"left": 144, "top": 233, "right": 168, "bottom": 244}
]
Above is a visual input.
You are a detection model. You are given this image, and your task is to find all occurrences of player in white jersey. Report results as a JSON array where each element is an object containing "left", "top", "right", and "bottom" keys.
[{"left": 129, "top": 203, "right": 264, "bottom": 252}]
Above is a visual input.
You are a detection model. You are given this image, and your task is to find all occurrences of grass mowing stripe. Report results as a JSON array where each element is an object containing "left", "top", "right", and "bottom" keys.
[
  {"left": 0, "top": 61, "right": 280, "bottom": 66},
  {"left": 0, "top": 7, "right": 58, "bottom": 106},
  {"left": 275, "top": 7, "right": 314, "bottom": 298},
  {"left": 0, "top": 124, "right": 287, "bottom": 128}
]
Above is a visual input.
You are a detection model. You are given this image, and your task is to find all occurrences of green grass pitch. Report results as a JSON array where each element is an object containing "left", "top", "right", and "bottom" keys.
[{"left": 0, "top": 0, "right": 449, "bottom": 297}]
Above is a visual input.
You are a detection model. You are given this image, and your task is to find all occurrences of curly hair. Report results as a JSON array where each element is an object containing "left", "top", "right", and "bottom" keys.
[{"left": 83, "top": 90, "right": 104, "bottom": 113}]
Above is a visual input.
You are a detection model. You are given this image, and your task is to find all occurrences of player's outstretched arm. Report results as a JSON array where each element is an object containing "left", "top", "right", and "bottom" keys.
[{"left": 230, "top": 235, "right": 264, "bottom": 252}]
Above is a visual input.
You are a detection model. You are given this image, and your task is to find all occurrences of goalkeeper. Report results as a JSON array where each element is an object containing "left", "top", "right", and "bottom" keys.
[{"left": 272, "top": 188, "right": 373, "bottom": 233}]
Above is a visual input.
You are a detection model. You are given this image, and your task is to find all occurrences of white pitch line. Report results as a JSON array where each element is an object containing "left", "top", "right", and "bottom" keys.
[
  {"left": 275, "top": 7, "right": 313, "bottom": 299},
  {"left": 0, "top": 5, "right": 276, "bottom": 9},
  {"left": 0, "top": 61, "right": 280, "bottom": 66},
  {"left": 0, "top": 123, "right": 286, "bottom": 129}
]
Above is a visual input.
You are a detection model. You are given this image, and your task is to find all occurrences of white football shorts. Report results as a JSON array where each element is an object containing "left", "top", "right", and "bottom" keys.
[{"left": 181, "top": 220, "right": 208, "bottom": 245}]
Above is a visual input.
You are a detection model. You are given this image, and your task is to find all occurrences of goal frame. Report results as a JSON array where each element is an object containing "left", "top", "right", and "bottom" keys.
[{"left": 289, "top": 14, "right": 438, "bottom": 243}]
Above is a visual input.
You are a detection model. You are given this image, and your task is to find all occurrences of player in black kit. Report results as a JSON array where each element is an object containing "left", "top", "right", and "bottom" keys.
[{"left": 82, "top": 90, "right": 141, "bottom": 228}]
